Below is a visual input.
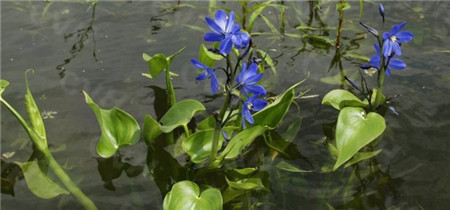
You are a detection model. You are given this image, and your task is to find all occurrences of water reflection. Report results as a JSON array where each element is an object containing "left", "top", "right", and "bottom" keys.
[{"left": 56, "top": 2, "right": 98, "bottom": 78}]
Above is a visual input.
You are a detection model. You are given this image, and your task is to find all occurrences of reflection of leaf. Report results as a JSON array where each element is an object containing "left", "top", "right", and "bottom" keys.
[
  {"left": 163, "top": 180, "right": 222, "bottom": 210},
  {"left": 334, "top": 107, "right": 385, "bottom": 170},
  {"left": 95, "top": 156, "right": 144, "bottom": 191},
  {"left": 16, "top": 161, "right": 69, "bottom": 199},
  {"left": 226, "top": 177, "right": 267, "bottom": 190},
  {"left": 276, "top": 160, "right": 312, "bottom": 173},
  {"left": 83, "top": 91, "right": 141, "bottom": 158}
]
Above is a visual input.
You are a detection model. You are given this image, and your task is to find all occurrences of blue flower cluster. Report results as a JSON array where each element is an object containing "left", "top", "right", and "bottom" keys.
[
  {"left": 363, "top": 21, "right": 414, "bottom": 77},
  {"left": 236, "top": 63, "right": 267, "bottom": 127},
  {"left": 191, "top": 10, "right": 267, "bottom": 128},
  {"left": 204, "top": 10, "right": 250, "bottom": 54}
]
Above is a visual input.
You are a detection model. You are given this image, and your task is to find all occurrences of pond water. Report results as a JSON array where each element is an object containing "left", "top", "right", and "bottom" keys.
[{"left": 1, "top": 1, "right": 450, "bottom": 209}]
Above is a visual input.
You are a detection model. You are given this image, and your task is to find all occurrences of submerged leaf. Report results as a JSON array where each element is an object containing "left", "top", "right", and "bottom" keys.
[
  {"left": 276, "top": 160, "right": 312, "bottom": 173},
  {"left": 163, "top": 180, "right": 222, "bottom": 210},
  {"left": 16, "top": 161, "right": 69, "bottom": 199},
  {"left": 333, "top": 107, "right": 385, "bottom": 170},
  {"left": 83, "top": 91, "right": 141, "bottom": 158}
]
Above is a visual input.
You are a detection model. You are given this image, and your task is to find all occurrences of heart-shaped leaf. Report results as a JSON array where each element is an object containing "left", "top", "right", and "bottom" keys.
[
  {"left": 159, "top": 99, "right": 205, "bottom": 133},
  {"left": 16, "top": 161, "right": 69, "bottom": 199},
  {"left": 83, "top": 91, "right": 141, "bottom": 158},
  {"left": 322, "top": 89, "right": 366, "bottom": 110},
  {"left": 147, "top": 53, "right": 167, "bottom": 78},
  {"left": 334, "top": 107, "right": 385, "bottom": 170},
  {"left": 163, "top": 180, "right": 222, "bottom": 210}
]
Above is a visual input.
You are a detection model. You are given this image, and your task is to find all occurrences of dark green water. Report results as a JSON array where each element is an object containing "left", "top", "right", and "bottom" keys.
[{"left": 1, "top": 1, "right": 449, "bottom": 209}]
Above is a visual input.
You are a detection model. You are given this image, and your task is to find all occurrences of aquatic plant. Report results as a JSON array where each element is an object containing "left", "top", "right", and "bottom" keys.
[{"left": 322, "top": 3, "right": 414, "bottom": 170}]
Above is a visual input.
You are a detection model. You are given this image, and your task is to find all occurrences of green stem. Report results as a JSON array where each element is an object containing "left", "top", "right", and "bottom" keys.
[
  {"left": 166, "top": 61, "right": 176, "bottom": 144},
  {"left": 45, "top": 152, "right": 97, "bottom": 210},
  {"left": 210, "top": 92, "right": 231, "bottom": 162},
  {"left": 182, "top": 124, "right": 190, "bottom": 137}
]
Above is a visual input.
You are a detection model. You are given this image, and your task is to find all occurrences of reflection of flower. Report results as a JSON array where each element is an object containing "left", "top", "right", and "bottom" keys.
[
  {"left": 242, "top": 96, "right": 267, "bottom": 128},
  {"left": 204, "top": 10, "right": 250, "bottom": 54},
  {"left": 382, "top": 22, "right": 414, "bottom": 58},
  {"left": 362, "top": 44, "right": 406, "bottom": 77},
  {"left": 236, "top": 63, "right": 266, "bottom": 97},
  {"left": 191, "top": 59, "right": 218, "bottom": 94}
]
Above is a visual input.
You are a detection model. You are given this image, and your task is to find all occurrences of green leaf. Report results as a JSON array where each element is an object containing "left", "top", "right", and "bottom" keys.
[
  {"left": 233, "top": 168, "right": 257, "bottom": 175},
  {"left": 83, "top": 91, "right": 141, "bottom": 158},
  {"left": 182, "top": 129, "right": 224, "bottom": 164},
  {"left": 344, "top": 149, "right": 382, "bottom": 168},
  {"left": 322, "top": 89, "right": 366, "bottom": 110},
  {"left": 219, "top": 126, "right": 267, "bottom": 160},
  {"left": 142, "top": 53, "right": 151, "bottom": 62},
  {"left": 199, "top": 44, "right": 223, "bottom": 68},
  {"left": 362, "top": 89, "right": 386, "bottom": 107},
  {"left": 302, "top": 34, "right": 334, "bottom": 49},
  {"left": 247, "top": 1, "right": 272, "bottom": 33},
  {"left": 226, "top": 177, "right": 266, "bottom": 190},
  {"left": 24, "top": 70, "right": 47, "bottom": 142},
  {"left": 143, "top": 115, "right": 162, "bottom": 145},
  {"left": 197, "top": 116, "right": 216, "bottom": 131},
  {"left": 276, "top": 160, "right": 312, "bottom": 173},
  {"left": 159, "top": 99, "right": 205, "bottom": 133},
  {"left": 0, "top": 79, "right": 9, "bottom": 97},
  {"left": 163, "top": 180, "right": 222, "bottom": 210},
  {"left": 336, "top": 1, "right": 351, "bottom": 11},
  {"left": 147, "top": 53, "right": 167, "bottom": 78},
  {"left": 333, "top": 107, "right": 386, "bottom": 170},
  {"left": 256, "top": 49, "right": 277, "bottom": 76},
  {"left": 16, "top": 161, "right": 69, "bottom": 199},
  {"left": 167, "top": 46, "right": 186, "bottom": 63},
  {"left": 251, "top": 79, "right": 306, "bottom": 129},
  {"left": 280, "top": 118, "right": 302, "bottom": 142}
]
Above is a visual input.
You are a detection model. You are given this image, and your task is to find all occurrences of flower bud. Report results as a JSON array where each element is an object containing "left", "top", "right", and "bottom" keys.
[{"left": 378, "top": 3, "right": 385, "bottom": 23}]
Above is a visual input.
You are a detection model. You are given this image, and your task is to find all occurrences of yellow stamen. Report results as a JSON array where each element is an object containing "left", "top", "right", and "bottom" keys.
[
  {"left": 247, "top": 103, "right": 253, "bottom": 110},
  {"left": 390, "top": 36, "right": 397, "bottom": 42}
]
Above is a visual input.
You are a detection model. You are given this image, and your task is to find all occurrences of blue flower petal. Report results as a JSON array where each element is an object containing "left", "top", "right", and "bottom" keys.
[
  {"left": 245, "top": 74, "right": 263, "bottom": 84},
  {"left": 388, "top": 58, "right": 406, "bottom": 70},
  {"left": 385, "top": 68, "right": 392, "bottom": 77},
  {"left": 195, "top": 71, "right": 209, "bottom": 81},
  {"left": 204, "top": 32, "right": 224, "bottom": 42},
  {"left": 210, "top": 72, "right": 219, "bottom": 94},
  {"left": 205, "top": 17, "right": 224, "bottom": 35},
  {"left": 224, "top": 11, "right": 235, "bottom": 33},
  {"left": 392, "top": 43, "right": 402, "bottom": 56},
  {"left": 382, "top": 32, "right": 390, "bottom": 40},
  {"left": 250, "top": 98, "right": 267, "bottom": 111},
  {"left": 243, "top": 85, "right": 266, "bottom": 96},
  {"left": 383, "top": 39, "right": 392, "bottom": 58},
  {"left": 391, "top": 22, "right": 407, "bottom": 35},
  {"left": 214, "top": 10, "right": 228, "bottom": 31},
  {"left": 219, "top": 36, "right": 233, "bottom": 54},
  {"left": 395, "top": 31, "right": 414, "bottom": 43},
  {"left": 191, "top": 59, "right": 209, "bottom": 70}
]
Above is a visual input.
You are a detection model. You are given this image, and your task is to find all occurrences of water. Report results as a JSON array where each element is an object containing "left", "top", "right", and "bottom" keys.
[{"left": 1, "top": 1, "right": 450, "bottom": 209}]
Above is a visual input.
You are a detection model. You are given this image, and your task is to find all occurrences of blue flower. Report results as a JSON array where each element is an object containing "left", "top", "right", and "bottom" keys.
[
  {"left": 363, "top": 44, "right": 406, "bottom": 77},
  {"left": 382, "top": 22, "right": 414, "bottom": 58},
  {"left": 241, "top": 96, "right": 267, "bottom": 128},
  {"left": 204, "top": 10, "right": 250, "bottom": 54},
  {"left": 191, "top": 59, "right": 219, "bottom": 94},
  {"left": 378, "top": 3, "right": 385, "bottom": 22},
  {"left": 236, "top": 63, "right": 266, "bottom": 97}
]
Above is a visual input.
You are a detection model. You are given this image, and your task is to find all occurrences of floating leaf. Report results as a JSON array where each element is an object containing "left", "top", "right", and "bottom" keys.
[
  {"left": 182, "top": 129, "right": 224, "bottom": 164},
  {"left": 226, "top": 177, "right": 266, "bottom": 190},
  {"left": 219, "top": 126, "right": 267, "bottom": 160},
  {"left": 322, "top": 89, "right": 366, "bottom": 110},
  {"left": 143, "top": 115, "right": 162, "bottom": 145},
  {"left": 276, "top": 160, "right": 312, "bottom": 173},
  {"left": 83, "top": 91, "right": 141, "bottom": 158},
  {"left": 163, "top": 180, "right": 222, "bottom": 210},
  {"left": 16, "top": 161, "right": 69, "bottom": 199},
  {"left": 159, "top": 99, "right": 205, "bottom": 133},
  {"left": 333, "top": 107, "right": 386, "bottom": 170}
]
